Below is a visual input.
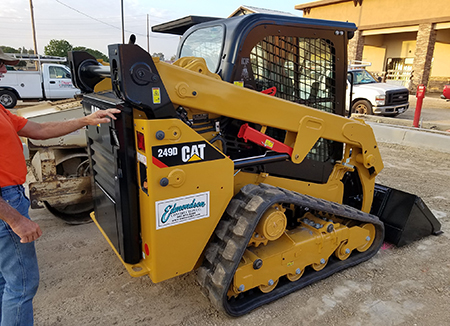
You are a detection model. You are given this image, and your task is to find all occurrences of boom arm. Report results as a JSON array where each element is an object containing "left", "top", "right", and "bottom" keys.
[
  {"left": 156, "top": 57, "right": 383, "bottom": 172},
  {"left": 70, "top": 44, "right": 383, "bottom": 212}
]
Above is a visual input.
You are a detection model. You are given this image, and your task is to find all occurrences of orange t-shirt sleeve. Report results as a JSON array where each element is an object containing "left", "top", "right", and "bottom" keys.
[{"left": 3, "top": 108, "right": 28, "bottom": 131}]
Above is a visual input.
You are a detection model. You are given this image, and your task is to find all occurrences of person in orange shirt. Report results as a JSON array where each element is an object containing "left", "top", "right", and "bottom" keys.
[{"left": 0, "top": 48, "right": 119, "bottom": 325}]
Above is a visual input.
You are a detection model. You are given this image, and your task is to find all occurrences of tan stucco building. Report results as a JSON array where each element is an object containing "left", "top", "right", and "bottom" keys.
[{"left": 295, "top": 0, "right": 450, "bottom": 93}]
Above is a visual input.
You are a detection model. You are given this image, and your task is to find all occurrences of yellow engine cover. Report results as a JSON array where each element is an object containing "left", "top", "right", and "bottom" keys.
[{"left": 133, "top": 118, "right": 234, "bottom": 283}]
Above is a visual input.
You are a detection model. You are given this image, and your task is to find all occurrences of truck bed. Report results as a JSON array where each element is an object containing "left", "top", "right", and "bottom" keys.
[{"left": 0, "top": 70, "right": 43, "bottom": 98}]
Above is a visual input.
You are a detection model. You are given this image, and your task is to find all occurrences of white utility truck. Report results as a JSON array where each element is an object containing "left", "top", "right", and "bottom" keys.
[
  {"left": 347, "top": 61, "right": 409, "bottom": 116},
  {"left": 0, "top": 54, "right": 80, "bottom": 108}
]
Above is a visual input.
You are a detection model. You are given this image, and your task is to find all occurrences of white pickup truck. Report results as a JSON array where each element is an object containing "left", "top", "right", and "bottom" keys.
[
  {"left": 347, "top": 68, "right": 409, "bottom": 116},
  {"left": 0, "top": 62, "right": 80, "bottom": 108}
]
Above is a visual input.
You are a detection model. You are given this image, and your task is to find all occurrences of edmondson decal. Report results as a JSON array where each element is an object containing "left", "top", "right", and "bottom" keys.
[
  {"left": 155, "top": 192, "right": 210, "bottom": 230},
  {"left": 161, "top": 198, "right": 205, "bottom": 223}
]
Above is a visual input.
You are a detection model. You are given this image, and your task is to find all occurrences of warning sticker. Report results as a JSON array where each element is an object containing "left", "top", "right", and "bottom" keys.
[
  {"left": 155, "top": 192, "right": 210, "bottom": 230},
  {"left": 264, "top": 139, "right": 274, "bottom": 148},
  {"left": 152, "top": 87, "right": 161, "bottom": 104}
]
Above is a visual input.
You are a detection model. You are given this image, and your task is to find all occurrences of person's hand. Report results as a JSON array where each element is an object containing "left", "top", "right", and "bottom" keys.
[
  {"left": 10, "top": 217, "right": 43, "bottom": 243},
  {"left": 84, "top": 108, "right": 121, "bottom": 126}
]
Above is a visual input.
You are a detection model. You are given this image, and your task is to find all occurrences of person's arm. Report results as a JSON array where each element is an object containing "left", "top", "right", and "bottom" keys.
[
  {"left": 18, "top": 108, "right": 120, "bottom": 140},
  {"left": 0, "top": 197, "right": 42, "bottom": 243}
]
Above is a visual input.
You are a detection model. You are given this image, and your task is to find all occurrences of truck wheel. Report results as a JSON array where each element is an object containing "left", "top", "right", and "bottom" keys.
[
  {"left": 43, "top": 201, "right": 93, "bottom": 225},
  {"left": 352, "top": 100, "right": 373, "bottom": 115},
  {"left": 0, "top": 90, "right": 18, "bottom": 108}
]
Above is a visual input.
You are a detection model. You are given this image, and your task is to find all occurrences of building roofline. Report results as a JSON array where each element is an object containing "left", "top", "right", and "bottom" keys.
[
  {"left": 295, "top": 0, "right": 351, "bottom": 11},
  {"left": 359, "top": 16, "right": 450, "bottom": 31},
  {"left": 229, "top": 5, "right": 298, "bottom": 17}
]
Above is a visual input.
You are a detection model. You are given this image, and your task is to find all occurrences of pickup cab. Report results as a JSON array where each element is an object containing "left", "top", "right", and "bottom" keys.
[
  {"left": 347, "top": 69, "right": 409, "bottom": 116},
  {"left": 0, "top": 63, "right": 80, "bottom": 108}
]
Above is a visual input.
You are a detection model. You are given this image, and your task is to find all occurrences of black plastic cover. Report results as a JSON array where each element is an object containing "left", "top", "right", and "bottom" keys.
[
  {"left": 108, "top": 44, "right": 177, "bottom": 119},
  {"left": 69, "top": 51, "right": 103, "bottom": 93}
]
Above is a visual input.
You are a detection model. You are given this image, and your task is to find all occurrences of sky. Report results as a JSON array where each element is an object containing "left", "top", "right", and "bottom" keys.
[{"left": 0, "top": 0, "right": 310, "bottom": 58}]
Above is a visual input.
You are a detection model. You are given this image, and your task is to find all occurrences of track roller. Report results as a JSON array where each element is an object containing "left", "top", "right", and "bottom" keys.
[{"left": 198, "top": 183, "right": 384, "bottom": 316}]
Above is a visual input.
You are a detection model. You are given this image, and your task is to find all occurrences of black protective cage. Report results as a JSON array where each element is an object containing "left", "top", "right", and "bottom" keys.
[
  {"left": 177, "top": 14, "right": 355, "bottom": 116},
  {"left": 176, "top": 14, "right": 356, "bottom": 184}
]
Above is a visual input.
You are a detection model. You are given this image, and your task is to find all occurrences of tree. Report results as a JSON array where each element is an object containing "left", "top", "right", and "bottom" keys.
[
  {"left": 44, "top": 39, "right": 73, "bottom": 57},
  {"left": 0, "top": 46, "right": 19, "bottom": 54},
  {"left": 0, "top": 46, "right": 34, "bottom": 54},
  {"left": 20, "top": 47, "right": 33, "bottom": 54},
  {"left": 73, "top": 46, "right": 109, "bottom": 63},
  {"left": 0, "top": 46, "right": 28, "bottom": 67}
]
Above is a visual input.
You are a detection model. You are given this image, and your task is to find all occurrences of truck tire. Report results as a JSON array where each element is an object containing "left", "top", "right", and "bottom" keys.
[
  {"left": 352, "top": 99, "right": 373, "bottom": 115},
  {"left": 0, "top": 90, "right": 18, "bottom": 108},
  {"left": 43, "top": 201, "right": 93, "bottom": 225}
]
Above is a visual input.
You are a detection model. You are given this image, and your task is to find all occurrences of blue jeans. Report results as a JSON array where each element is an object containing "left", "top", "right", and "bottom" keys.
[{"left": 0, "top": 185, "right": 39, "bottom": 326}]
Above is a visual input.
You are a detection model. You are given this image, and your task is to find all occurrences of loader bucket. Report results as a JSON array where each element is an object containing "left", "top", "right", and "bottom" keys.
[{"left": 370, "top": 184, "right": 443, "bottom": 247}]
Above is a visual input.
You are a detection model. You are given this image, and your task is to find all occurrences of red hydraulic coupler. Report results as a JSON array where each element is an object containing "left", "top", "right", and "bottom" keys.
[
  {"left": 260, "top": 86, "right": 277, "bottom": 96},
  {"left": 238, "top": 123, "right": 293, "bottom": 155},
  {"left": 413, "top": 84, "right": 426, "bottom": 128}
]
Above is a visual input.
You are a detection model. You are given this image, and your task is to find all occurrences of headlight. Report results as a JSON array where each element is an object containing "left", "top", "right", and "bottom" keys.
[{"left": 375, "top": 95, "right": 385, "bottom": 106}]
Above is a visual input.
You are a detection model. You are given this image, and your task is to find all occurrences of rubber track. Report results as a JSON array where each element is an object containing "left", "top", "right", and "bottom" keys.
[{"left": 197, "top": 183, "right": 385, "bottom": 317}]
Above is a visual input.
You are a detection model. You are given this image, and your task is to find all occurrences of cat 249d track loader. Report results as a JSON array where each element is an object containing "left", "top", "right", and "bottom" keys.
[{"left": 69, "top": 13, "right": 441, "bottom": 316}]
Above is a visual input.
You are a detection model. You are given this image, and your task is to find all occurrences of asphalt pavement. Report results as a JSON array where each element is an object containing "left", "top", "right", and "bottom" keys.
[{"left": 403, "top": 94, "right": 450, "bottom": 127}]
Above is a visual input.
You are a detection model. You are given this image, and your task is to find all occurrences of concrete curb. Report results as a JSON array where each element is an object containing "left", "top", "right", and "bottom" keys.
[
  {"left": 358, "top": 114, "right": 450, "bottom": 132},
  {"left": 367, "top": 122, "right": 450, "bottom": 154}
]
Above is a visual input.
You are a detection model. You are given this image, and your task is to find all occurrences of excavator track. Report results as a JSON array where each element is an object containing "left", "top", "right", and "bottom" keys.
[{"left": 197, "top": 183, "right": 384, "bottom": 316}]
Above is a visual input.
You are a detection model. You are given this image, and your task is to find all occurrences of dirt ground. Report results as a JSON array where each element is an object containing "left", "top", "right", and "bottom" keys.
[{"left": 29, "top": 142, "right": 450, "bottom": 326}]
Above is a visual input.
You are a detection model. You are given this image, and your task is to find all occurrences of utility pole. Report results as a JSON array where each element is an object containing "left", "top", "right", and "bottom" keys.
[
  {"left": 29, "top": 0, "right": 38, "bottom": 55},
  {"left": 121, "top": 0, "right": 125, "bottom": 43},
  {"left": 147, "top": 14, "right": 150, "bottom": 53}
]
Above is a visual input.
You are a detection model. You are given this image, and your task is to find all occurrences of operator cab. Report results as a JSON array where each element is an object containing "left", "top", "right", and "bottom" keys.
[
  {"left": 175, "top": 14, "right": 355, "bottom": 116},
  {"left": 152, "top": 14, "right": 356, "bottom": 186}
]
